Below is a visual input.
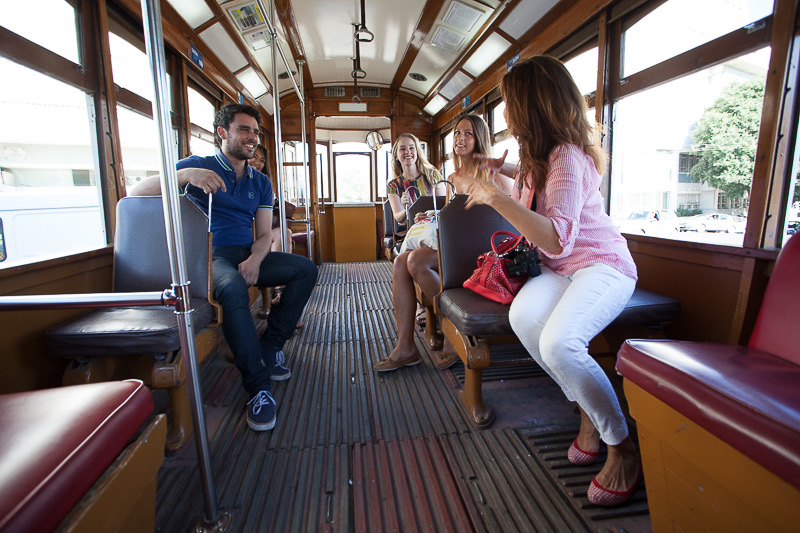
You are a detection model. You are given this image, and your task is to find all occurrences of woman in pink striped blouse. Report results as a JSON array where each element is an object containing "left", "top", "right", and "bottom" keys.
[{"left": 467, "top": 55, "right": 641, "bottom": 507}]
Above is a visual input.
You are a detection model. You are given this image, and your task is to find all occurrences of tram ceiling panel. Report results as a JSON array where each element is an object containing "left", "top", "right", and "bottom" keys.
[{"left": 166, "top": 0, "right": 566, "bottom": 117}]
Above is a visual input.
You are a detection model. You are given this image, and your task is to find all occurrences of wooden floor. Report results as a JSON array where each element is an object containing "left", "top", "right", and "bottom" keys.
[{"left": 155, "top": 261, "right": 651, "bottom": 532}]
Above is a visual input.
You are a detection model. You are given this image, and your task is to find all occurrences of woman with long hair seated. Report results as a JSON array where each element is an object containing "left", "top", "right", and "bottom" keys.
[
  {"left": 248, "top": 144, "right": 303, "bottom": 329},
  {"left": 375, "top": 116, "right": 512, "bottom": 371},
  {"left": 467, "top": 56, "right": 641, "bottom": 506}
]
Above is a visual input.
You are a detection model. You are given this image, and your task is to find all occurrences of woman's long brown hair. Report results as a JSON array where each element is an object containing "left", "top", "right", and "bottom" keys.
[{"left": 500, "top": 55, "right": 606, "bottom": 192}]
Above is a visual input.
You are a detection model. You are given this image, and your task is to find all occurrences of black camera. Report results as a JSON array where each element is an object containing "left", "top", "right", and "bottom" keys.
[{"left": 504, "top": 242, "right": 541, "bottom": 278}]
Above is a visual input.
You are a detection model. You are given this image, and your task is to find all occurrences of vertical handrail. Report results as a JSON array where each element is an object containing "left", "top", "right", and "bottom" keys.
[
  {"left": 254, "top": 0, "right": 311, "bottom": 258},
  {"left": 140, "top": 0, "right": 229, "bottom": 530},
  {"left": 297, "top": 59, "right": 313, "bottom": 261},
  {"left": 266, "top": 0, "right": 289, "bottom": 254}
]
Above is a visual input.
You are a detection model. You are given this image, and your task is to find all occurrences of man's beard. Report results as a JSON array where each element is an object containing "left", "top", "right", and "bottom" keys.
[{"left": 228, "top": 140, "right": 254, "bottom": 161}]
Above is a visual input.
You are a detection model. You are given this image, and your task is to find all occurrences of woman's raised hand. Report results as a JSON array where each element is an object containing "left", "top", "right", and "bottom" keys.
[{"left": 474, "top": 149, "right": 508, "bottom": 178}]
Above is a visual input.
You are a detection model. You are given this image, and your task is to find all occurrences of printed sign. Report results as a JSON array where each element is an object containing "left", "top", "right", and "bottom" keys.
[
  {"left": 507, "top": 52, "right": 520, "bottom": 71},
  {"left": 190, "top": 45, "right": 204, "bottom": 69}
]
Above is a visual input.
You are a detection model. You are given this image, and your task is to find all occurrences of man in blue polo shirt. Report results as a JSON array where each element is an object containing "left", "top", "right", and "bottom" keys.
[{"left": 131, "top": 103, "right": 317, "bottom": 432}]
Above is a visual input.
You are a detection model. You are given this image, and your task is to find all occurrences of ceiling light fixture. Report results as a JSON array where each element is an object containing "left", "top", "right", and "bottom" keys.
[{"left": 409, "top": 72, "right": 428, "bottom": 82}]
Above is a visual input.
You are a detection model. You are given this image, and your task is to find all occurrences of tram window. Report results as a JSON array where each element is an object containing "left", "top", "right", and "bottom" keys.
[
  {"left": 187, "top": 87, "right": 217, "bottom": 157},
  {"left": 782, "top": 123, "right": 800, "bottom": 244},
  {"left": 334, "top": 153, "right": 371, "bottom": 203},
  {"left": 0, "top": 58, "right": 106, "bottom": 268},
  {"left": 491, "top": 103, "right": 507, "bottom": 134},
  {"left": 109, "top": 31, "right": 172, "bottom": 109},
  {"left": 316, "top": 143, "right": 330, "bottom": 202},
  {"left": 610, "top": 48, "right": 770, "bottom": 246},
  {"left": 332, "top": 142, "right": 371, "bottom": 203},
  {"left": 564, "top": 47, "right": 598, "bottom": 97},
  {"left": 442, "top": 129, "right": 455, "bottom": 179},
  {"left": 0, "top": 0, "right": 80, "bottom": 64},
  {"left": 622, "top": 0, "right": 773, "bottom": 78},
  {"left": 0, "top": 218, "right": 5, "bottom": 262},
  {"left": 492, "top": 136, "right": 520, "bottom": 164},
  {"left": 281, "top": 141, "right": 304, "bottom": 204},
  {"left": 376, "top": 143, "right": 391, "bottom": 198},
  {"left": 117, "top": 106, "right": 177, "bottom": 193}
]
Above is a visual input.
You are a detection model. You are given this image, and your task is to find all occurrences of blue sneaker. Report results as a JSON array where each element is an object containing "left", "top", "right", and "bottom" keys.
[
  {"left": 246, "top": 390, "right": 276, "bottom": 431},
  {"left": 270, "top": 350, "right": 292, "bottom": 381}
]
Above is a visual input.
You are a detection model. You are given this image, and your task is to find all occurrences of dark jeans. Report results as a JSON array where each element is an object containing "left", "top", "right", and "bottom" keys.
[{"left": 212, "top": 246, "right": 318, "bottom": 396}]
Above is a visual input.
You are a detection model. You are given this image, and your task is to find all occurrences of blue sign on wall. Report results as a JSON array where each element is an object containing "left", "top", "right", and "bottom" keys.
[
  {"left": 190, "top": 45, "right": 204, "bottom": 69},
  {"left": 507, "top": 52, "right": 520, "bottom": 71},
  {"left": 461, "top": 94, "right": 470, "bottom": 110},
  {"left": 238, "top": 93, "right": 245, "bottom": 104}
]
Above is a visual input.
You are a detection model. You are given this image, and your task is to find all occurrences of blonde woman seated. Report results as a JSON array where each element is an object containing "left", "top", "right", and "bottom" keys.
[
  {"left": 375, "top": 116, "right": 513, "bottom": 372},
  {"left": 385, "top": 133, "right": 442, "bottom": 247}
]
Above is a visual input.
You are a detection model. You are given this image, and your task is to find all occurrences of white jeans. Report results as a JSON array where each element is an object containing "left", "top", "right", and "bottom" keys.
[{"left": 508, "top": 263, "right": 636, "bottom": 445}]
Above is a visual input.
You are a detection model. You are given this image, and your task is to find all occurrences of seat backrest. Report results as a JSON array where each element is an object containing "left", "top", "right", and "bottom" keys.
[
  {"left": 113, "top": 195, "right": 211, "bottom": 301},
  {"left": 407, "top": 195, "right": 448, "bottom": 222},
  {"left": 748, "top": 234, "right": 800, "bottom": 364},
  {"left": 382, "top": 199, "right": 394, "bottom": 239},
  {"left": 437, "top": 194, "right": 516, "bottom": 290}
]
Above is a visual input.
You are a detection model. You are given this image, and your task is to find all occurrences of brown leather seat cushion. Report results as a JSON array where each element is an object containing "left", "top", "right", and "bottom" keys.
[
  {"left": 439, "top": 287, "right": 680, "bottom": 337},
  {"left": 45, "top": 299, "right": 215, "bottom": 357},
  {"left": 0, "top": 380, "right": 154, "bottom": 532}
]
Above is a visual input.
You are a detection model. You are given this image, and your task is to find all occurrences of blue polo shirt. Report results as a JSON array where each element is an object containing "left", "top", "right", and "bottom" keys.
[{"left": 178, "top": 151, "right": 273, "bottom": 247}]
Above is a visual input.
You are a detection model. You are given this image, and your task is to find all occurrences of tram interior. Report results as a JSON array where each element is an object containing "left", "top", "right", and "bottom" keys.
[{"left": 1, "top": 0, "right": 800, "bottom": 531}]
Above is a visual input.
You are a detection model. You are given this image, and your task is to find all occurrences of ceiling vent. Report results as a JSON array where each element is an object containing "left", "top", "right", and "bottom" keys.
[
  {"left": 360, "top": 87, "right": 381, "bottom": 98},
  {"left": 324, "top": 87, "right": 346, "bottom": 97}
]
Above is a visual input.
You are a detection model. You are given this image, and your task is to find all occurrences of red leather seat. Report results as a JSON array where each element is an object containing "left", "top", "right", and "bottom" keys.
[
  {"left": 291, "top": 230, "right": 315, "bottom": 244},
  {"left": 0, "top": 380, "right": 154, "bottom": 532},
  {"left": 617, "top": 234, "right": 800, "bottom": 488}
]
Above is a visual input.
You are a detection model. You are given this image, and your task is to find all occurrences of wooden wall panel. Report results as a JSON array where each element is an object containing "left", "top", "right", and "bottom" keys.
[
  {"left": 332, "top": 206, "right": 378, "bottom": 263},
  {"left": 0, "top": 252, "right": 113, "bottom": 394}
]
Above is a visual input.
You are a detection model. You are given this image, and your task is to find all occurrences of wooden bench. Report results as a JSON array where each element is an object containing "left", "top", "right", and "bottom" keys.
[
  {"left": 617, "top": 234, "right": 800, "bottom": 532},
  {"left": 434, "top": 195, "right": 681, "bottom": 426},
  {"left": 0, "top": 380, "right": 165, "bottom": 532}
]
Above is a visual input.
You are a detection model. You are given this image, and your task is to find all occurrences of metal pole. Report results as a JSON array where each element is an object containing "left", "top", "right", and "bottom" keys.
[
  {"left": 0, "top": 291, "right": 173, "bottom": 310},
  {"left": 265, "top": 0, "right": 290, "bottom": 254},
  {"left": 140, "top": 0, "right": 229, "bottom": 530},
  {"left": 297, "top": 59, "right": 312, "bottom": 261}
]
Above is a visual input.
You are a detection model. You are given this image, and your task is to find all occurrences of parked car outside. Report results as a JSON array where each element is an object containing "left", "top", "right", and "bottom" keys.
[
  {"left": 613, "top": 209, "right": 680, "bottom": 237},
  {"left": 679, "top": 213, "right": 745, "bottom": 233},
  {"left": 787, "top": 219, "right": 800, "bottom": 235}
]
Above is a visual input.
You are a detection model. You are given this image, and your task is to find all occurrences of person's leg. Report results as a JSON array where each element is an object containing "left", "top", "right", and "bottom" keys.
[
  {"left": 375, "top": 251, "right": 420, "bottom": 370},
  {"left": 406, "top": 247, "right": 439, "bottom": 300},
  {"left": 212, "top": 247, "right": 272, "bottom": 396},
  {"left": 533, "top": 264, "right": 639, "bottom": 499},
  {"left": 535, "top": 264, "right": 635, "bottom": 446},
  {"left": 256, "top": 251, "right": 317, "bottom": 364}
]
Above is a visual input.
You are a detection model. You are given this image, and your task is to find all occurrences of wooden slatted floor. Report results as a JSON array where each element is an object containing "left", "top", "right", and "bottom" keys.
[{"left": 154, "top": 261, "right": 650, "bottom": 532}]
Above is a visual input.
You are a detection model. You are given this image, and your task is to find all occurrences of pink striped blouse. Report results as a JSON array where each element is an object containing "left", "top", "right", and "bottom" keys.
[{"left": 515, "top": 144, "right": 637, "bottom": 281}]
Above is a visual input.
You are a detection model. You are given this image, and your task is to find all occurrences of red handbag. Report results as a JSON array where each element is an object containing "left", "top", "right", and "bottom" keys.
[{"left": 463, "top": 231, "right": 530, "bottom": 304}]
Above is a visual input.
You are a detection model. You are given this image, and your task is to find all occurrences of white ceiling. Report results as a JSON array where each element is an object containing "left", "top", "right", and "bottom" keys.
[{"left": 165, "top": 0, "right": 562, "bottom": 124}]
